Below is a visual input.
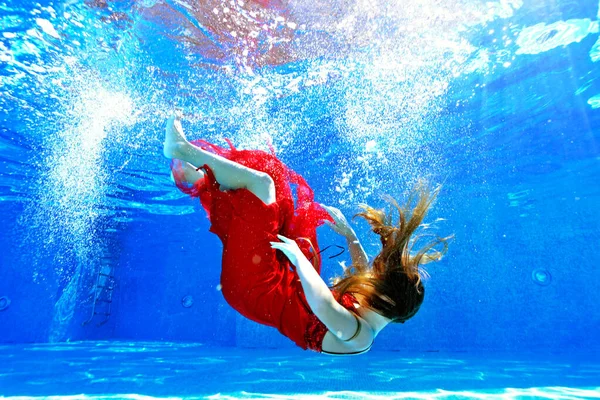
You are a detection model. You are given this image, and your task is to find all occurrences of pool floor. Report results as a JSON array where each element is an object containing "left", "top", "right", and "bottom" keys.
[{"left": 1, "top": 342, "right": 599, "bottom": 399}]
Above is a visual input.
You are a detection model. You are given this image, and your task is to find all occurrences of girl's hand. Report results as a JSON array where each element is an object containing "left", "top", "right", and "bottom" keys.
[
  {"left": 270, "top": 235, "right": 306, "bottom": 267},
  {"left": 321, "top": 204, "right": 355, "bottom": 238}
]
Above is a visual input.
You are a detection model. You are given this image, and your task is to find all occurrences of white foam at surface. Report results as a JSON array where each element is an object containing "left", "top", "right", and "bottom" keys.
[{"left": 516, "top": 19, "right": 599, "bottom": 55}]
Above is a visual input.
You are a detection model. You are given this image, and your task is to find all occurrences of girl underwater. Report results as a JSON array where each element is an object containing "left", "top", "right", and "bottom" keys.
[{"left": 163, "top": 112, "right": 451, "bottom": 355}]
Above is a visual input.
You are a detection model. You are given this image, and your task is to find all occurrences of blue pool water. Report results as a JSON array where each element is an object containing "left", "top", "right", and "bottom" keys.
[
  {"left": 1, "top": 0, "right": 600, "bottom": 398},
  {"left": 1, "top": 342, "right": 599, "bottom": 399}
]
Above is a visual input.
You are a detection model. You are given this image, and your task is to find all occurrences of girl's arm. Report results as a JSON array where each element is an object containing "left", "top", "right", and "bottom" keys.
[
  {"left": 344, "top": 229, "right": 369, "bottom": 267},
  {"left": 321, "top": 205, "right": 369, "bottom": 267},
  {"left": 271, "top": 235, "right": 371, "bottom": 345}
]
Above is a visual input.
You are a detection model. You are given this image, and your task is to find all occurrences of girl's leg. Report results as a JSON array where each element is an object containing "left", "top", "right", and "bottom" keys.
[{"left": 163, "top": 113, "right": 276, "bottom": 205}]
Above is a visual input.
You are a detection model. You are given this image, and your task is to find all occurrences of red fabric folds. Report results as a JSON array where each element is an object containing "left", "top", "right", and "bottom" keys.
[
  {"left": 170, "top": 140, "right": 348, "bottom": 351},
  {"left": 171, "top": 139, "right": 331, "bottom": 259}
]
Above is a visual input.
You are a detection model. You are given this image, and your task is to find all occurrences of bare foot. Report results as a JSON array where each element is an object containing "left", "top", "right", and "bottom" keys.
[{"left": 163, "top": 111, "right": 189, "bottom": 159}]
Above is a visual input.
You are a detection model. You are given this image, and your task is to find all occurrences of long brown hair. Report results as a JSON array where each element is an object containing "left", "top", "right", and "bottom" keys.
[{"left": 331, "top": 180, "right": 452, "bottom": 323}]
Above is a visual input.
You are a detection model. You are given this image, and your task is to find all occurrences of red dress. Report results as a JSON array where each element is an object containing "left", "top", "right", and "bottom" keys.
[{"left": 171, "top": 140, "right": 358, "bottom": 351}]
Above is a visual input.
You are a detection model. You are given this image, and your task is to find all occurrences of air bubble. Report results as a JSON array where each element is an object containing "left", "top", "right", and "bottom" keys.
[
  {"left": 0, "top": 296, "right": 10, "bottom": 311},
  {"left": 181, "top": 295, "right": 194, "bottom": 308},
  {"left": 531, "top": 268, "right": 552, "bottom": 286}
]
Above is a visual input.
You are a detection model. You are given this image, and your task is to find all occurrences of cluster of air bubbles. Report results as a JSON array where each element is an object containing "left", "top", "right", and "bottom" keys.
[
  {"left": 155, "top": 0, "right": 527, "bottom": 194},
  {"left": 19, "top": 61, "right": 137, "bottom": 300},
  {"left": 2, "top": 0, "right": 161, "bottom": 337},
  {"left": 322, "top": 1, "right": 504, "bottom": 203},
  {"left": 38, "top": 71, "right": 135, "bottom": 249},
  {"left": 42, "top": 69, "right": 139, "bottom": 341},
  {"left": 199, "top": 0, "right": 527, "bottom": 205}
]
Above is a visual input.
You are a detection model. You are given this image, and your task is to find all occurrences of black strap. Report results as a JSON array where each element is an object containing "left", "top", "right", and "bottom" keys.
[
  {"left": 309, "top": 244, "right": 346, "bottom": 261},
  {"left": 321, "top": 341, "right": 373, "bottom": 356},
  {"left": 340, "top": 313, "right": 361, "bottom": 342}
]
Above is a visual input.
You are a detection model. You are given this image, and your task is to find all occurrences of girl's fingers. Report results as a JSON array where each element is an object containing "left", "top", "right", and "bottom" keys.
[
  {"left": 276, "top": 234, "right": 293, "bottom": 243},
  {"left": 271, "top": 242, "right": 291, "bottom": 251}
]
